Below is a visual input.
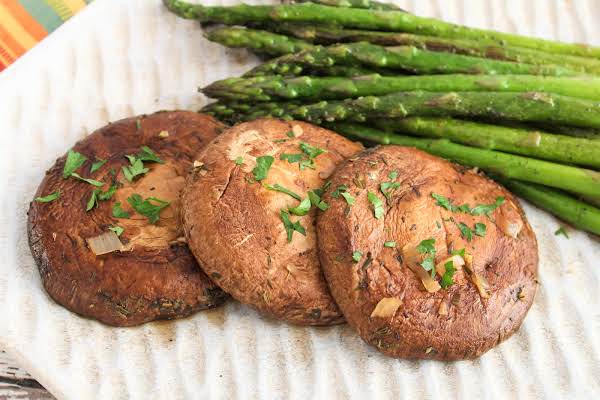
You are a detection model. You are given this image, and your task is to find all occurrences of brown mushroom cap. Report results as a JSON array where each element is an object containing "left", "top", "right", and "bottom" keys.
[
  {"left": 317, "top": 146, "right": 538, "bottom": 360},
  {"left": 181, "top": 119, "right": 363, "bottom": 325},
  {"left": 28, "top": 111, "right": 228, "bottom": 327}
]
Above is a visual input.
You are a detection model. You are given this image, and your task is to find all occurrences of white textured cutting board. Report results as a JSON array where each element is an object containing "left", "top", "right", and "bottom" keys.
[{"left": 1, "top": 0, "right": 599, "bottom": 399}]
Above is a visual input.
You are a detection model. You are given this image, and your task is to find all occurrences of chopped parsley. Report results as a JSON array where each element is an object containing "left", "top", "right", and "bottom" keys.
[
  {"left": 70, "top": 172, "right": 105, "bottom": 187},
  {"left": 63, "top": 150, "right": 87, "bottom": 178},
  {"left": 252, "top": 155, "right": 274, "bottom": 181},
  {"left": 474, "top": 222, "right": 487, "bottom": 237},
  {"left": 112, "top": 202, "right": 130, "bottom": 219},
  {"left": 122, "top": 158, "right": 149, "bottom": 182},
  {"left": 108, "top": 226, "right": 124, "bottom": 236},
  {"left": 440, "top": 260, "right": 456, "bottom": 289},
  {"left": 34, "top": 190, "right": 60, "bottom": 203},
  {"left": 286, "top": 130, "right": 295, "bottom": 138},
  {"left": 352, "top": 251, "right": 362, "bottom": 263},
  {"left": 388, "top": 171, "right": 398, "bottom": 180},
  {"left": 126, "top": 194, "right": 170, "bottom": 224},
  {"left": 136, "top": 146, "right": 164, "bottom": 164},
  {"left": 367, "top": 191, "right": 384, "bottom": 219},
  {"left": 279, "top": 142, "right": 326, "bottom": 170},
  {"left": 417, "top": 238, "right": 436, "bottom": 277},
  {"left": 431, "top": 193, "right": 505, "bottom": 216},
  {"left": 280, "top": 209, "right": 306, "bottom": 242},
  {"left": 234, "top": 156, "right": 244, "bottom": 165},
  {"left": 380, "top": 181, "right": 400, "bottom": 203},
  {"left": 288, "top": 197, "right": 311, "bottom": 216},
  {"left": 308, "top": 190, "right": 329, "bottom": 211},
  {"left": 86, "top": 185, "right": 117, "bottom": 211},
  {"left": 384, "top": 241, "right": 396, "bottom": 248},
  {"left": 264, "top": 183, "right": 302, "bottom": 200},
  {"left": 331, "top": 184, "right": 348, "bottom": 198},
  {"left": 313, "top": 180, "right": 331, "bottom": 197},
  {"left": 90, "top": 157, "right": 107, "bottom": 173},
  {"left": 280, "top": 153, "right": 303, "bottom": 163},
  {"left": 300, "top": 142, "right": 326, "bottom": 159},
  {"left": 451, "top": 248, "right": 466, "bottom": 257},
  {"left": 457, "top": 222, "right": 473, "bottom": 241},
  {"left": 136, "top": 119, "right": 142, "bottom": 130},
  {"left": 555, "top": 226, "right": 569, "bottom": 238},
  {"left": 340, "top": 191, "right": 355, "bottom": 206}
]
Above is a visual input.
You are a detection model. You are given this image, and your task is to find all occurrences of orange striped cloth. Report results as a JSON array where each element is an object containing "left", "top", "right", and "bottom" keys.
[{"left": 0, "top": 0, "right": 93, "bottom": 71}]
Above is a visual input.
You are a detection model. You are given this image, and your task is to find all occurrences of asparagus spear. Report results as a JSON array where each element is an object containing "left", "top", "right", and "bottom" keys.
[
  {"left": 203, "top": 74, "right": 600, "bottom": 102},
  {"left": 244, "top": 43, "right": 577, "bottom": 77},
  {"left": 498, "top": 179, "right": 600, "bottom": 237},
  {"left": 290, "top": 0, "right": 407, "bottom": 11},
  {"left": 261, "top": 23, "right": 600, "bottom": 74},
  {"left": 375, "top": 117, "right": 600, "bottom": 168},
  {"left": 324, "top": 122, "right": 600, "bottom": 198},
  {"left": 208, "top": 91, "right": 600, "bottom": 129},
  {"left": 163, "top": 1, "right": 600, "bottom": 59},
  {"left": 205, "top": 26, "right": 315, "bottom": 56}
]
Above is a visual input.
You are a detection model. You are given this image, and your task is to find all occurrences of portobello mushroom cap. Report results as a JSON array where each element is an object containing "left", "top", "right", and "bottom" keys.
[
  {"left": 317, "top": 145, "right": 538, "bottom": 360},
  {"left": 28, "top": 111, "right": 228, "bottom": 327},
  {"left": 181, "top": 119, "right": 363, "bottom": 325}
]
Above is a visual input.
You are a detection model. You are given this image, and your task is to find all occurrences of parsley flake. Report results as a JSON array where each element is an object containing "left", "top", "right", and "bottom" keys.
[
  {"left": 70, "top": 172, "right": 105, "bottom": 187},
  {"left": 384, "top": 241, "right": 396, "bottom": 248},
  {"left": 286, "top": 130, "right": 295, "bottom": 138},
  {"left": 380, "top": 181, "right": 400, "bottom": 202},
  {"left": 431, "top": 193, "right": 505, "bottom": 216},
  {"left": 367, "top": 191, "right": 384, "bottom": 219},
  {"left": 451, "top": 248, "right": 466, "bottom": 257},
  {"left": 137, "top": 146, "right": 164, "bottom": 164},
  {"left": 90, "top": 157, "right": 107, "bottom": 173},
  {"left": 127, "top": 194, "right": 170, "bottom": 224},
  {"left": 289, "top": 197, "right": 311, "bottom": 216},
  {"left": 474, "top": 222, "right": 487, "bottom": 237},
  {"left": 108, "top": 226, "right": 124, "bottom": 236},
  {"left": 388, "top": 171, "right": 398, "bottom": 180},
  {"left": 122, "top": 158, "right": 149, "bottom": 182},
  {"left": 280, "top": 153, "right": 303, "bottom": 163},
  {"left": 35, "top": 191, "right": 60, "bottom": 203},
  {"left": 112, "top": 202, "right": 130, "bottom": 219},
  {"left": 308, "top": 190, "right": 329, "bottom": 211},
  {"left": 300, "top": 142, "right": 326, "bottom": 159},
  {"left": 555, "top": 226, "right": 569, "bottom": 238},
  {"left": 86, "top": 185, "right": 117, "bottom": 212},
  {"left": 265, "top": 183, "right": 302, "bottom": 200},
  {"left": 440, "top": 260, "right": 456, "bottom": 289},
  {"left": 63, "top": 150, "right": 87, "bottom": 178},
  {"left": 352, "top": 251, "right": 362, "bottom": 263},
  {"left": 234, "top": 156, "right": 244, "bottom": 165},
  {"left": 340, "top": 191, "right": 355, "bottom": 206},
  {"left": 280, "top": 209, "right": 306, "bottom": 242},
  {"left": 252, "top": 155, "right": 275, "bottom": 181},
  {"left": 470, "top": 197, "right": 505, "bottom": 216},
  {"left": 417, "top": 238, "right": 437, "bottom": 277},
  {"left": 331, "top": 184, "right": 348, "bottom": 198},
  {"left": 457, "top": 222, "right": 473, "bottom": 241}
]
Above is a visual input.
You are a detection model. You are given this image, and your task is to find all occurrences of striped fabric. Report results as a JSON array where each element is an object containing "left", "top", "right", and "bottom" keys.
[{"left": 0, "top": 0, "right": 93, "bottom": 71}]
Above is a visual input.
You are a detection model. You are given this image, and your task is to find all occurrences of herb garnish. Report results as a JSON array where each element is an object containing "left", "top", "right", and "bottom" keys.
[
  {"left": 137, "top": 146, "right": 164, "bottom": 164},
  {"left": 367, "top": 191, "right": 384, "bottom": 219},
  {"left": 86, "top": 185, "right": 117, "bottom": 211},
  {"left": 288, "top": 197, "right": 311, "bottom": 216},
  {"left": 380, "top": 181, "right": 400, "bottom": 203},
  {"left": 331, "top": 184, "right": 355, "bottom": 206},
  {"left": 308, "top": 190, "right": 329, "bottom": 211},
  {"left": 70, "top": 173, "right": 105, "bottom": 187},
  {"left": 126, "top": 194, "right": 170, "bottom": 224},
  {"left": 280, "top": 209, "right": 306, "bottom": 242},
  {"left": 286, "top": 130, "right": 295, "bottom": 138},
  {"left": 384, "top": 241, "right": 396, "bottom": 248},
  {"left": 279, "top": 142, "right": 326, "bottom": 170},
  {"left": 417, "top": 238, "right": 436, "bottom": 277},
  {"left": 474, "top": 222, "right": 487, "bottom": 237},
  {"left": 252, "top": 155, "right": 274, "bottom": 181},
  {"left": 63, "top": 150, "right": 87, "bottom": 178},
  {"left": 122, "top": 158, "right": 149, "bottom": 182},
  {"left": 264, "top": 183, "right": 302, "bottom": 200},
  {"left": 112, "top": 202, "right": 130, "bottom": 218},
  {"left": 280, "top": 153, "right": 303, "bottom": 163},
  {"left": 456, "top": 222, "right": 473, "bottom": 241},
  {"left": 431, "top": 193, "right": 505, "bottom": 216},
  {"left": 352, "top": 251, "right": 362, "bottom": 262},
  {"left": 331, "top": 184, "right": 348, "bottom": 198},
  {"left": 90, "top": 157, "right": 107, "bottom": 173},
  {"left": 35, "top": 191, "right": 60, "bottom": 203},
  {"left": 108, "top": 226, "right": 124, "bottom": 236},
  {"left": 440, "top": 260, "right": 456, "bottom": 289},
  {"left": 555, "top": 226, "right": 569, "bottom": 238},
  {"left": 234, "top": 156, "right": 244, "bottom": 165}
]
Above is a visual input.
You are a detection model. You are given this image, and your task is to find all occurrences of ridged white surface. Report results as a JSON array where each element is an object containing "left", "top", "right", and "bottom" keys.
[{"left": 0, "top": 0, "right": 599, "bottom": 399}]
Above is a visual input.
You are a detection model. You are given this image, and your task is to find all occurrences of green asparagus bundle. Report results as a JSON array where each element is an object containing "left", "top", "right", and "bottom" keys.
[
  {"left": 205, "top": 91, "right": 600, "bottom": 129},
  {"left": 324, "top": 122, "right": 600, "bottom": 199},
  {"left": 202, "top": 74, "right": 600, "bottom": 102},
  {"left": 163, "top": 1, "right": 600, "bottom": 59},
  {"left": 375, "top": 117, "right": 600, "bottom": 169},
  {"left": 244, "top": 42, "right": 577, "bottom": 77},
  {"left": 260, "top": 23, "right": 600, "bottom": 74}
]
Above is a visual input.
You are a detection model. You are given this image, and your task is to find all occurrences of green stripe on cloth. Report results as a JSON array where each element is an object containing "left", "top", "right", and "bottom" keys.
[
  {"left": 18, "top": 0, "right": 63, "bottom": 32},
  {"left": 46, "top": 0, "right": 74, "bottom": 21}
]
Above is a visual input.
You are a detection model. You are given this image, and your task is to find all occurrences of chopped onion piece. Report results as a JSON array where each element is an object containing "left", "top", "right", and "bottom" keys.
[
  {"left": 407, "top": 263, "right": 441, "bottom": 293},
  {"left": 436, "top": 254, "right": 465, "bottom": 276},
  {"left": 500, "top": 219, "right": 523, "bottom": 238},
  {"left": 87, "top": 231, "right": 123, "bottom": 255},
  {"left": 472, "top": 273, "right": 491, "bottom": 299},
  {"left": 438, "top": 301, "right": 448, "bottom": 316},
  {"left": 370, "top": 297, "right": 403, "bottom": 318}
]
